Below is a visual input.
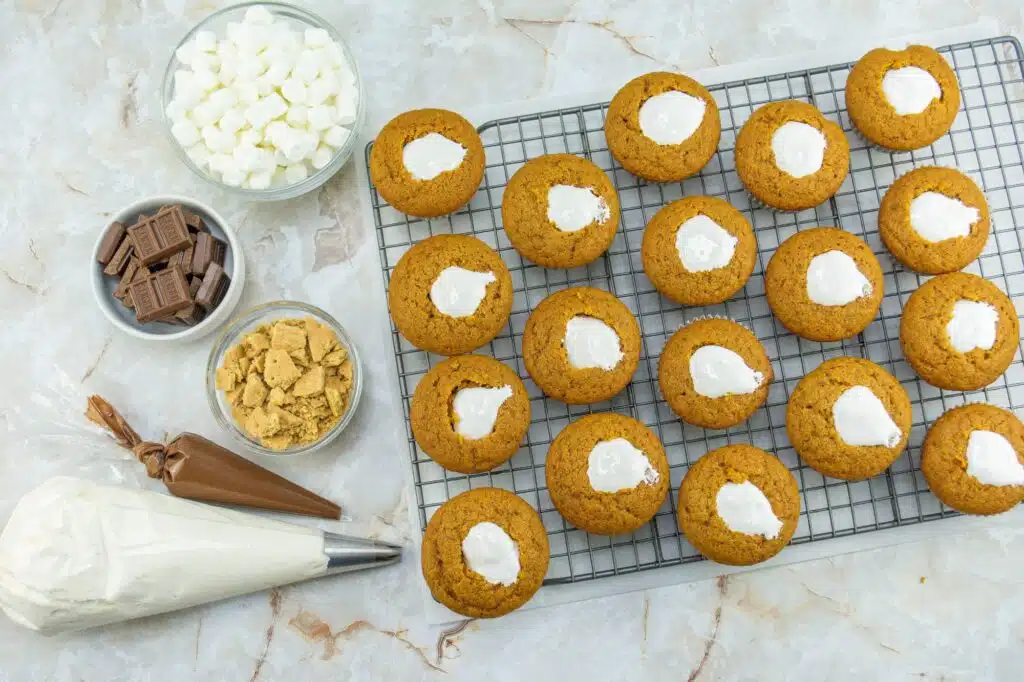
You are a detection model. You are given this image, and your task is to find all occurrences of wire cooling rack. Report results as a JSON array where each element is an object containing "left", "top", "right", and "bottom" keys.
[{"left": 368, "top": 36, "right": 1024, "bottom": 585}]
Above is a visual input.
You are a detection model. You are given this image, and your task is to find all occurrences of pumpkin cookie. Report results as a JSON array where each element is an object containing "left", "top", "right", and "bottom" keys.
[
  {"left": 879, "top": 166, "right": 989, "bottom": 274},
  {"left": 846, "top": 45, "right": 960, "bottom": 151},
  {"left": 735, "top": 100, "right": 849, "bottom": 211},
  {"left": 370, "top": 108, "right": 484, "bottom": 218},
  {"left": 677, "top": 444, "right": 800, "bottom": 566},
  {"left": 421, "top": 488, "right": 549, "bottom": 618},
  {"left": 522, "top": 287, "right": 640, "bottom": 404},
  {"left": 641, "top": 196, "right": 757, "bottom": 306},
  {"left": 658, "top": 318, "right": 773, "bottom": 429},
  {"left": 921, "top": 403, "right": 1024, "bottom": 515},
  {"left": 604, "top": 72, "right": 721, "bottom": 183},
  {"left": 411, "top": 355, "right": 531, "bottom": 474},
  {"left": 388, "top": 234, "right": 512, "bottom": 356},
  {"left": 545, "top": 413, "right": 669, "bottom": 535},
  {"left": 501, "top": 154, "right": 620, "bottom": 268},
  {"left": 900, "top": 272, "right": 1018, "bottom": 391},
  {"left": 787, "top": 357, "right": 911, "bottom": 480},
  {"left": 765, "top": 228, "right": 883, "bottom": 341}
]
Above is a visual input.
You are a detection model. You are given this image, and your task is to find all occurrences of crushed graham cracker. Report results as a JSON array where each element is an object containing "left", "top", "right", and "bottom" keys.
[{"left": 216, "top": 317, "right": 354, "bottom": 450}]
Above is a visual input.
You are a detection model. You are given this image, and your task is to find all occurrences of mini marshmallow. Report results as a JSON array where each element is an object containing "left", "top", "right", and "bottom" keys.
[
  {"left": 335, "top": 94, "right": 357, "bottom": 125},
  {"left": 232, "top": 143, "right": 261, "bottom": 171},
  {"left": 201, "top": 125, "right": 236, "bottom": 153},
  {"left": 186, "top": 144, "right": 212, "bottom": 169},
  {"left": 191, "top": 101, "right": 220, "bottom": 127},
  {"left": 239, "top": 128, "right": 262, "bottom": 146},
  {"left": 175, "top": 41, "right": 197, "bottom": 66},
  {"left": 262, "top": 59, "right": 290, "bottom": 86},
  {"left": 323, "top": 42, "right": 345, "bottom": 68},
  {"left": 255, "top": 76, "right": 274, "bottom": 96},
  {"left": 244, "top": 6, "right": 275, "bottom": 25},
  {"left": 218, "top": 58, "right": 237, "bottom": 85},
  {"left": 206, "top": 88, "right": 238, "bottom": 117},
  {"left": 165, "top": 100, "right": 187, "bottom": 123},
  {"left": 246, "top": 170, "right": 274, "bottom": 190},
  {"left": 284, "top": 164, "right": 309, "bottom": 184},
  {"left": 236, "top": 54, "right": 267, "bottom": 81},
  {"left": 285, "top": 104, "right": 308, "bottom": 126},
  {"left": 292, "top": 50, "right": 320, "bottom": 83},
  {"left": 280, "top": 78, "right": 307, "bottom": 104},
  {"left": 233, "top": 80, "right": 260, "bottom": 104},
  {"left": 218, "top": 107, "right": 246, "bottom": 134},
  {"left": 304, "top": 28, "right": 331, "bottom": 47},
  {"left": 307, "top": 105, "right": 334, "bottom": 131},
  {"left": 171, "top": 120, "right": 201, "bottom": 147},
  {"left": 191, "top": 52, "right": 219, "bottom": 74},
  {"left": 221, "top": 167, "right": 248, "bottom": 187},
  {"left": 323, "top": 125, "right": 350, "bottom": 148},
  {"left": 305, "top": 77, "right": 336, "bottom": 106},
  {"left": 225, "top": 22, "right": 244, "bottom": 45},
  {"left": 194, "top": 30, "right": 218, "bottom": 53},
  {"left": 194, "top": 69, "right": 220, "bottom": 92},
  {"left": 311, "top": 145, "right": 334, "bottom": 170}
]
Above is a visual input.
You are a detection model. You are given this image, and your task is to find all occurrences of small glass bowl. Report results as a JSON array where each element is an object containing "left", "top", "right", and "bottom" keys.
[
  {"left": 161, "top": 2, "right": 366, "bottom": 201},
  {"left": 206, "top": 301, "right": 363, "bottom": 456}
]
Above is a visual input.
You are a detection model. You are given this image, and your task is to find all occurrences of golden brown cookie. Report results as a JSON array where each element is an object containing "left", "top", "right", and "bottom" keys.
[
  {"left": 370, "top": 108, "right": 484, "bottom": 218},
  {"left": 411, "top": 355, "right": 531, "bottom": 474},
  {"left": 658, "top": 318, "right": 773, "bottom": 429},
  {"left": 921, "top": 403, "right": 1024, "bottom": 515},
  {"left": 735, "top": 100, "right": 849, "bottom": 211},
  {"left": 501, "top": 154, "right": 620, "bottom": 268},
  {"left": 640, "top": 196, "right": 757, "bottom": 306},
  {"left": 388, "top": 234, "right": 512, "bottom": 356},
  {"left": 604, "top": 72, "right": 721, "bottom": 183},
  {"left": 900, "top": 272, "right": 1019, "bottom": 391},
  {"left": 846, "top": 45, "right": 960, "bottom": 151},
  {"left": 421, "top": 488, "right": 549, "bottom": 618},
  {"left": 677, "top": 444, "right": 800, "bottom": 566},
  {"left": 545, "top": 413, "right": 670, "bottom": 535},
  {"left": 879, "top": 166, "right": 989, "bottom": 274},
  {"left": 765, "top": 227, "right": 883, "bottom": 341},
  {"left": 522, "top": 287, "right": 641, "bottom": 404},
  {"left": 787, "top": 357, "right": 911, "bottom": 480}
]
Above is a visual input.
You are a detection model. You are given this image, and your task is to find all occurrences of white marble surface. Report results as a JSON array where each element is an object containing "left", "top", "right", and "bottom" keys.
[{"left": 1, "top": 0, "right": 1023, "bottom": 680}]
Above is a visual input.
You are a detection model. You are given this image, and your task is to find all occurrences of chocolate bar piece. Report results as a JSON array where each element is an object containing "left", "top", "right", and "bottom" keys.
[
  {"left": 188, "top": 276, "right": 202, "bottom": 298},
  {"left": 128, "top": 206, "right": 191, "bottom": 266},
  {"left": 166, "top": 236, "right": 195, "bottom": 274},
  {"left": 182, "top": 208, "right": 204, "bottom": 231},
  {"left": 102, "top": 237, "right": 133, "bottom": 277},
  {"left": 195, "top": 262, "right": 229, "bottom": 309},
  {"left": 129, "top": 265, "right": 192, "bottom": 323},
  {"left": 191, "top": 232, "right": 227, "bottom": 276},
  {"left": 113, "top": 258, "right": 142, "bottom": 301},
  {"left": 96, "top": 222, "right": 126, "bottom": 266},
  {"left": 174, "top": 303, "right": 206, "bottom": 325}
]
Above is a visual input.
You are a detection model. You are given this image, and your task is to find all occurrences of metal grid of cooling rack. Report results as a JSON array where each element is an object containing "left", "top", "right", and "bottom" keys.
[{"left": 368, "top": 36, "right": 1024, "bottom": 585}]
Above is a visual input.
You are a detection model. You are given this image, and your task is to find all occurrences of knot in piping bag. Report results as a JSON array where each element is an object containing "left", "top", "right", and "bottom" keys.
[{"left": 85, "top": 395, "right": 340, "bottom": 519}]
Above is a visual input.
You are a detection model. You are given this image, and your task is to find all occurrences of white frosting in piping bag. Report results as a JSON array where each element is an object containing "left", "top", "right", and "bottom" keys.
[{"left": 0, "top": 478, "right": 331, "bottom": 634}]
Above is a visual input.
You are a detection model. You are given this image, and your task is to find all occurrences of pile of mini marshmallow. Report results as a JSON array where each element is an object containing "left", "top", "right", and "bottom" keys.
[{"left": 166, "top": 6, "right": 358, "bottom": 190}]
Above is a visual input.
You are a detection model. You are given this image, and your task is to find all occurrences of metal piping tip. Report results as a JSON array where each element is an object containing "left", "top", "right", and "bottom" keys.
[{"left": 321, "top": 531, "right": 403, "bottom": 575}]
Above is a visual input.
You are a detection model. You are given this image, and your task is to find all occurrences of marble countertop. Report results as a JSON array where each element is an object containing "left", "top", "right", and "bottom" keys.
[{"left": 1, "top": 0, "right": 1022, "bottom": 680}]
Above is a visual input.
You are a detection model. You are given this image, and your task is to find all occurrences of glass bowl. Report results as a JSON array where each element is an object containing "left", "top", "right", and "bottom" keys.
[
  {"left": 206, "top": 301, "right": 363, "bottom": 456},
  {"left": 162, "top": 2, "right": 366, "bottom": 201}
]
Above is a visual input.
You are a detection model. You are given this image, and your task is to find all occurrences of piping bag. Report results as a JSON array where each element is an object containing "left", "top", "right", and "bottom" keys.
[
  {"left": 85, "top": 395, "right": 340, "bottom": 519},
  {"left": 0, "top": 477, "right": 402, "bottom": 634}
]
